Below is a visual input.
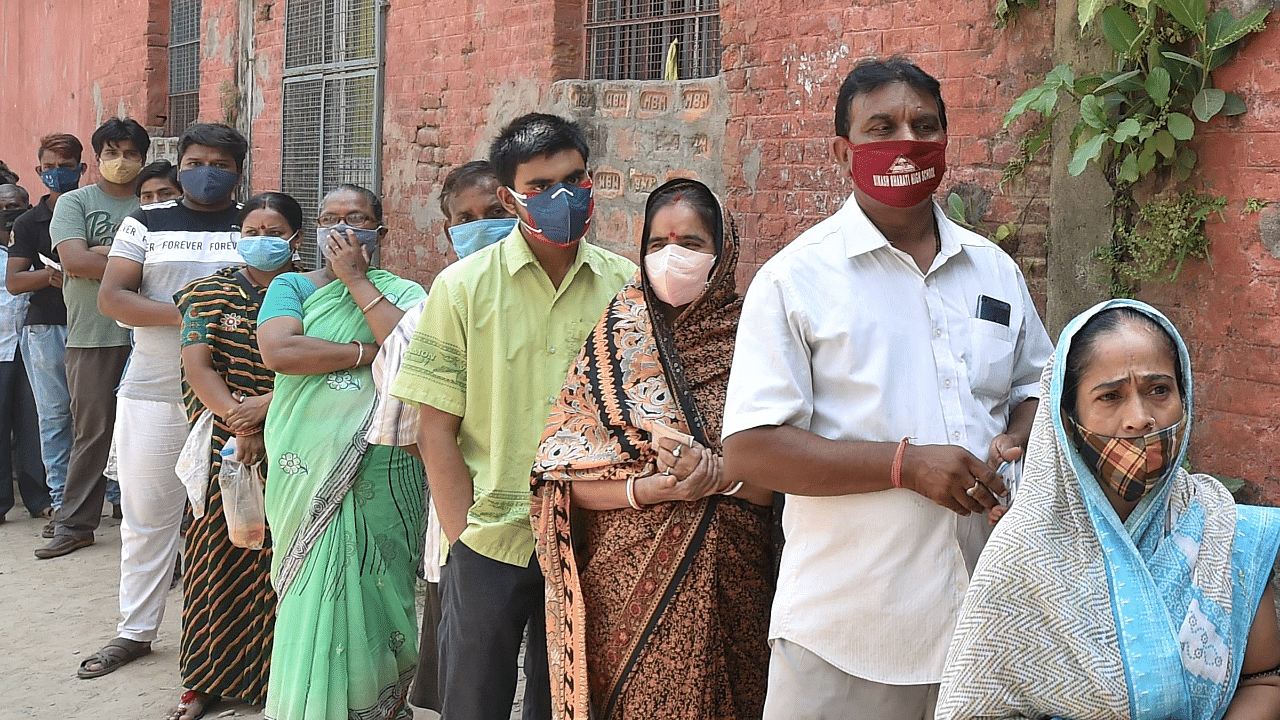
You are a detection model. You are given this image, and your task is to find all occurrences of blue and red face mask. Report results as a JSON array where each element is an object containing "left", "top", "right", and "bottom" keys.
[{"left": 507, "top": 177, "right": 594, "bottom": 247}]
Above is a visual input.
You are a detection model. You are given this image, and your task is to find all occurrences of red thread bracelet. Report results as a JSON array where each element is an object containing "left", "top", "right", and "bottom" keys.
[{"left": 891, "top": 436, "right": 911, "bottom": 489}]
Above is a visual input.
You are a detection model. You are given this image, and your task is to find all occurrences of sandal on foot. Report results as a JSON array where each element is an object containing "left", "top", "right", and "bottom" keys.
[
  {"left": 76, "top": 637, "right": 151, "bottom": 679},
  {"left": 166, "top": 689, "right": 219, "bottom": 720}
]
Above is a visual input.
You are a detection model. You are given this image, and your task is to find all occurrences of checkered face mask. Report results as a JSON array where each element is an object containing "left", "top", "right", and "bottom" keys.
[{"left": 1070, "top": 418, "right": 1183, "bottom": 502}]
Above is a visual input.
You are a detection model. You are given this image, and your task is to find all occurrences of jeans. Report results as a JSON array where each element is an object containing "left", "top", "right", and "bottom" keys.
[
  {"left": 0, "top": 355, "right": 50, "bottom": 518},
  {"left": 19, "top": 324, "right": 72, "bottom": 509}
]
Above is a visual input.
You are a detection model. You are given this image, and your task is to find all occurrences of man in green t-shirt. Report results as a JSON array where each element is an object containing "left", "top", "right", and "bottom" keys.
[
  {"left": 392, "top": 114, "right": 636, "bottom": 720},
  {"left": 36, "top": 118, "right": 147, "bottom": 560}
]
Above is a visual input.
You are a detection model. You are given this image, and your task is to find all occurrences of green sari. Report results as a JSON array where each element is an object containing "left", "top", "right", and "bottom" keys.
[{"left": 263, "top": 270, "right": 426, "bottom": 720}]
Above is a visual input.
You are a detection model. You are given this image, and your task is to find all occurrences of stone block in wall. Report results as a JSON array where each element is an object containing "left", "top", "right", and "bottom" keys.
[
  {"left": 148, "top": 136, "right": 180, "bottom": 164},
  {"left": 547, "top": 78, "right": 728, "bottom": 259}
]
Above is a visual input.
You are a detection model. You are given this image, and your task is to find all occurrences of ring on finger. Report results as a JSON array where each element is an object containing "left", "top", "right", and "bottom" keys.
[
  {"left": 672, "top": 445, "right": 683, "bottom": 458},
  {"left": 965, "top": 479, "right": 981, "bottom": 497}
]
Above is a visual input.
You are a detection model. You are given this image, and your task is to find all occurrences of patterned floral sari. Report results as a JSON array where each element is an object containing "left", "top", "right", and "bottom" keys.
[
  {"left": 532, "top": 180, "right": 773, "bottom": 720},
  {"left": 937, "top": 299, "right": 1280, "bottom": 720}
]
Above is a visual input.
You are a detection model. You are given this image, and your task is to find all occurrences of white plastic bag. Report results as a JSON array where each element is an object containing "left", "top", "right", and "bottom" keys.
[
  {"left": 176, "top": 411, "right": 216, "bottom": 518},
  {"left": 218, "top": 438, "right": 267, "bottom": 550}
]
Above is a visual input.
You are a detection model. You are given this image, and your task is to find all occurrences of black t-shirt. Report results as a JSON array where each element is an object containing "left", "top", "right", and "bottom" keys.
[{"left": 9, "top": 195, "right": 68, "bottom": 327}]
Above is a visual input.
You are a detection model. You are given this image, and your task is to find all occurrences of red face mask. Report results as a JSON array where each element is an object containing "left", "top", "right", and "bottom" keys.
[{"left": 845, "top": 138, "right": 947, "bottom": 208}]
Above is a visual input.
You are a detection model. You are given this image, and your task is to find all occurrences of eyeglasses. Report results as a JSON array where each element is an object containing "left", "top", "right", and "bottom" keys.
[{"left": 317, "top": 211, "right": 376, "bottom": 227}]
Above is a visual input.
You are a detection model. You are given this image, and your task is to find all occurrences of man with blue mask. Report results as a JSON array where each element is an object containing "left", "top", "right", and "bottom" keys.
[
  {"left": 7, "top": 133, "right": 85, "bottom": 534},
  {"left": 87, "top": 123, "right": 244, "bottom": 680},
  {"left": 366, "top": 159, "right": 514, "bottom": 713},
  {"left": 390, "top": 114, "right": 635, "bottom": 720}
]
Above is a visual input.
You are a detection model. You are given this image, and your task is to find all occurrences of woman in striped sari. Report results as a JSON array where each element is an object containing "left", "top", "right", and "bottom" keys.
[
  {"left": 170, "top": 192, "right": 304, "bottom": 720},
  {"left": 257, "top": 184, "right": 426, "bottom": 720}
]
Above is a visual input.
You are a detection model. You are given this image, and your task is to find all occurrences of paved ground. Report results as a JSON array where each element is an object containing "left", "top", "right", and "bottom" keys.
[{"left": 0, "top": 503, "right": 444, "bottom": 720}]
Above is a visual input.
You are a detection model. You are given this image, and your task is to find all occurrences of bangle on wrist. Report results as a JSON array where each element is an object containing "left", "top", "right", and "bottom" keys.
[
  {"left": 891, "top": 436, "right": 912, "bottom": 489},
  {"left": 350, "top": 340, "right": 365, "bottom": 369},
  {"left": 720, "top": 481, "right": 744, "bottom": 496},
  {"left": 361, "top": 294, "right": 386, "bottom": 314},
  {"left": 626, "top": 475, "right": 645, "bottom": 510}
]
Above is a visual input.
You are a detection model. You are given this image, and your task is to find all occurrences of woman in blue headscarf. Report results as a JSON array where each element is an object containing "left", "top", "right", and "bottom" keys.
[{"left": 937, "top": 299, "right": 1280, "bottom": 719}]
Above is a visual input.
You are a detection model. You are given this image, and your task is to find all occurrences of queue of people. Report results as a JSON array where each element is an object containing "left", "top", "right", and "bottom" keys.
[{"left": 1, "top": 53, "right": 1277, "bottom": 720}]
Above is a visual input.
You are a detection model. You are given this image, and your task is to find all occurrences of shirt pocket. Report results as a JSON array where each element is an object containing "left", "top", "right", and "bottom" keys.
[{"left": 966, "top": 317, "right": 1015, "bottom": 399}]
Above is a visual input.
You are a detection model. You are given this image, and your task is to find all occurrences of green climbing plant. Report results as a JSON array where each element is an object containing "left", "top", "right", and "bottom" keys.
[{"left": 999, "top": 0, "right": 1269, "bottom": 293}]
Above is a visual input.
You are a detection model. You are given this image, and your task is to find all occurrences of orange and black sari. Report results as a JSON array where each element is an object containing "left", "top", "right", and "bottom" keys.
[{"left": 532, "top": 179, "right": 773, "bottom": 720}]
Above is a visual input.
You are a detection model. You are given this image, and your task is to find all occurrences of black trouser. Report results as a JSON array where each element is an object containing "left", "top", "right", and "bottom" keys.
[
  {"left": 438, "top": 541, "right": 551, "bottom": 720},
  {"left": 0, "top": 355, "right": 49, "bottom": 517},
  {"left": 410, "top": 580, "right": 442, "bottom": 711},
  {"left": 54, "top": 345, "right": 129, "bottom": 538}
]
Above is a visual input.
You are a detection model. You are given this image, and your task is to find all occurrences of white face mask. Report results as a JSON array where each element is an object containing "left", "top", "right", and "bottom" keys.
[{"left": 644, "top": 244, "right": 716, "bottom": 308}]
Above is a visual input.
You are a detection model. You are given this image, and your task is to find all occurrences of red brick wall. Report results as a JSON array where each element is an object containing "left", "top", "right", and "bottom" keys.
[
  {"left": 0, "top": 0, "right": 161, "bottom": 197},
  {"left": 1138, "top": 22, "right": 1280, "bottom": 500}
]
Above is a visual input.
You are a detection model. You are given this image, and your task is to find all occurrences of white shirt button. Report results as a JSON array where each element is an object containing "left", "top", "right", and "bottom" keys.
[
  {"left": 934, "top": 328, "right": 942, "bottom": 337},
  {"left": 547, "top": 396, "right": 556, "bottom": 404},
  {"left": 549, "top": 346, "right": 558, "bottom": 354},
  {"left": 953, "top": 431, "right": 961, "bottom": 440},
  {"left": 944, "top": 379, "right": 951, "bottom": 388}
]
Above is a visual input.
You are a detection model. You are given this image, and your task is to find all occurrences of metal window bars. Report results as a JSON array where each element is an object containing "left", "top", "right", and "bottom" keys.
[
  {"left": 167, "top": 0, "right": 202, "bottom": 136},
  {"left": 282, "top": 0, "right": 381, "bottom": 269},
  {"left": 585, "top": 0, "right": 721, "bottom": 80}
]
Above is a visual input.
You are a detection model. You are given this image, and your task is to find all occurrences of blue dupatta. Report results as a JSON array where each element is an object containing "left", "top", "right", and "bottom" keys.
[{"left": 937, "top": 299, "right": 1280, "bottom": 720}]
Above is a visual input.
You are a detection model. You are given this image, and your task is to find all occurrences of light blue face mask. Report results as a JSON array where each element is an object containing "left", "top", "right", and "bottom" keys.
[
  {"left": 237, "top": 234, "right": 295, "bottom": 271},
  {"left": 448, "top": 217, "right": 516, "bottom": 259}
]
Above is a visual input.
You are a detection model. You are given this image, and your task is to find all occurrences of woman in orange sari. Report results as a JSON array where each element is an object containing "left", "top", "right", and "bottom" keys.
[{"left": 532, "top": 178, "right": 774, "bottom": 720}]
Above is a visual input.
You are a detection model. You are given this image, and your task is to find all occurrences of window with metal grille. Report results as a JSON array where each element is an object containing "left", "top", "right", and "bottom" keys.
[
  {"left": 281, "top": 0, "right": 382, "bottom": 268},
  {"left": 585, "top": 0, "right": 721, "bottom": 81},
  {"left": 168, "top": 0, "right": 202, "bottom": 136}
]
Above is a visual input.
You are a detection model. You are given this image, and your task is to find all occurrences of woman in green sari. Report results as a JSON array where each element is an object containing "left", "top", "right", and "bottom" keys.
[{"left": 257, "top": 184, "right": 426, "bottom": 720}]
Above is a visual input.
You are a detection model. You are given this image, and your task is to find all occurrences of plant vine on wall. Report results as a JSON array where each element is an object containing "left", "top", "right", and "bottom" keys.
[{"left": 998, "top": 0, "right": 1269, "bottom": 295}]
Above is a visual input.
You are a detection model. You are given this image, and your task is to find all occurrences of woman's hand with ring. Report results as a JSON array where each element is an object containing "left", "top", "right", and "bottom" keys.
[
  {"left": 654, "top": 437, "right": 702, "bottom": 479},
  {"left": 323, "top": 227, "right": 371, "bottom": 283},
  {"left": 234, "top": 431, "right": 266, "bottom": 466}
]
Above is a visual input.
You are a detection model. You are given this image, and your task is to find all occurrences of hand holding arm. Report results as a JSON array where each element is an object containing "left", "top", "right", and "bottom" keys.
[
  {"left": 257, "top": 314, "right": 377, "bottom": 376},
  {"left": 57, "top": 238, "right": 109, "bottom": 280}
]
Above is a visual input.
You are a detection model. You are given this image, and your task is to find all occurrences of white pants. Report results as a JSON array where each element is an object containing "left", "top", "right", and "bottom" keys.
[
  {"left": 115, "top": 397, "right": 189, "bottom": 643},
  {"left": 762, "top": 639, "right": 939, "bottom": 720}
]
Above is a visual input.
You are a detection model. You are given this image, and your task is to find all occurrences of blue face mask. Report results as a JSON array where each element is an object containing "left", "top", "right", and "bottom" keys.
[
  {"left": 317, "top": 223, "right": 382, "bottom": 257},
  {"left": 508, "top": 180, "right": 594, "bottom": 247},
  {"left": 448, "top": 218, "right": 516, "bottom": 259},
  {"left": 179, "top": 165, "right": 239, "bottom": 205},
  {"left": 237, "top": 234, "right": 295, "bottom": 271},
  {"left": 40, "top": 166, "right": 83, "bottom": 193}
]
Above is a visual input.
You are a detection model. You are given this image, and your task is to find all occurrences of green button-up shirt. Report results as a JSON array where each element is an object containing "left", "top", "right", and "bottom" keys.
[{"left": 391, "top": 227, "right": 636, "bottom": 566}]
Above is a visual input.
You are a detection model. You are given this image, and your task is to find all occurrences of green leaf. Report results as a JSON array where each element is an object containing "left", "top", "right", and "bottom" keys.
[
  {"left": 1167, "top": 112, "right": 1195, "bottom": 140},
  {"left": 1069, "top": 133, "right": 1108, "bottom": 176},
  {"left": 1113, "top": 117, "right": 1142, "bottom": 142},
  {"left": 1101, "top": 6, "right": 1143, "bottom": 55},
  {"left": 994, "top": 224, "right": 1013, "bottom": 243},
  {"left": 1094, "top": 69, "right": 1143, "bottom": 94},
  {"left": 1004, "top": 85, "right": 1046, "bottom": 126},
  {"left": 1162, "top": 50, "right": 1205, "bottom": 69},
  {"left": 1175, "top": 147, "right": 1197, "bottom": 180},
  {"left": 1144, "top": 67, "right": 1171, "bottom": 106},
  {"left": 1210, "top": 473, "right": 1248, "bottom": 494},
  {"left": 1221, "top": 92, "right": 1247, "bottom": 116},
  {"left": 1205, "top": 9, "right": 1234, "bottom": 49},
  {"left": 1137, "top": 146, "right": 1158, "bottom": 173},
  {"left": 947, "top": 193, "right": 967, "bottom": 224},
  {"left": 1151, "top": 129, "right": 1176, "bottom": 158},
  {"left": 1046, "top": 63, "right": 1076, "bottom": 89},
  {"left": 1079, "top": 0, "right": 1110, "bottom": 29},
  {"left": 1157, "top": 0, "right": 1207, "bottom": 32},
  {"left": 1192, "top": 87, "right": 1226, "bottom": 121},
  {"left": 1137, "top": 121, "right": 1158, "bottom": 141},
  {"left": 1118, "top": 152, "right": 1141, "bottom": 184},
  {"left": 1080, "top": 94, "right": 1109, "bottom": 129},
  {"left": 1214, "top": 7, "right": 1271, "bottom": 49},
  {"left": 1030, "top": 86, "right": 1061, "bottom": 116}
]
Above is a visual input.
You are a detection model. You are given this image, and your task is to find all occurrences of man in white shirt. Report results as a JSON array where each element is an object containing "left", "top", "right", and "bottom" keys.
[{"left": 720, "top": 57, "right": 1053, "bottom": 720}]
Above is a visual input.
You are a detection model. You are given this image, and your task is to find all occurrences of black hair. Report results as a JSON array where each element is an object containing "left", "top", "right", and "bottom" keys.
[
  {"left": 134, "top": 160, "right": 181, "bottom": 198},
  {"left": 239, "top": 192, "right": 305, "bottom": 236},
  {"left": 0, "top": 160, "right": 18, "bottom": 185},
  {"left": 1062, "top": 307, "right": 1183, "bottom": 417},
  {"left": 178, "top": 123, "right": 248, "bottom": 173},
  {"left": 322, "top": 183, "right": 384, "bottom": 223},
  {"left": 0, "top": 183, "right": 30, "bottom": 205},
  {"left": 439, "top": 160, "right": 500, "bottom": 219},
  {"left": 835, "top": 57, "right": 948, "bottom": 138},
  {"left": 644, "top": 179, "right": 724, "bottom": 255},
  {"left": 90, "top": 117, "right": 151, "bottom": 158},
  {"left": 488, "top": 113, "right": 590, "bottom": 188}
]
